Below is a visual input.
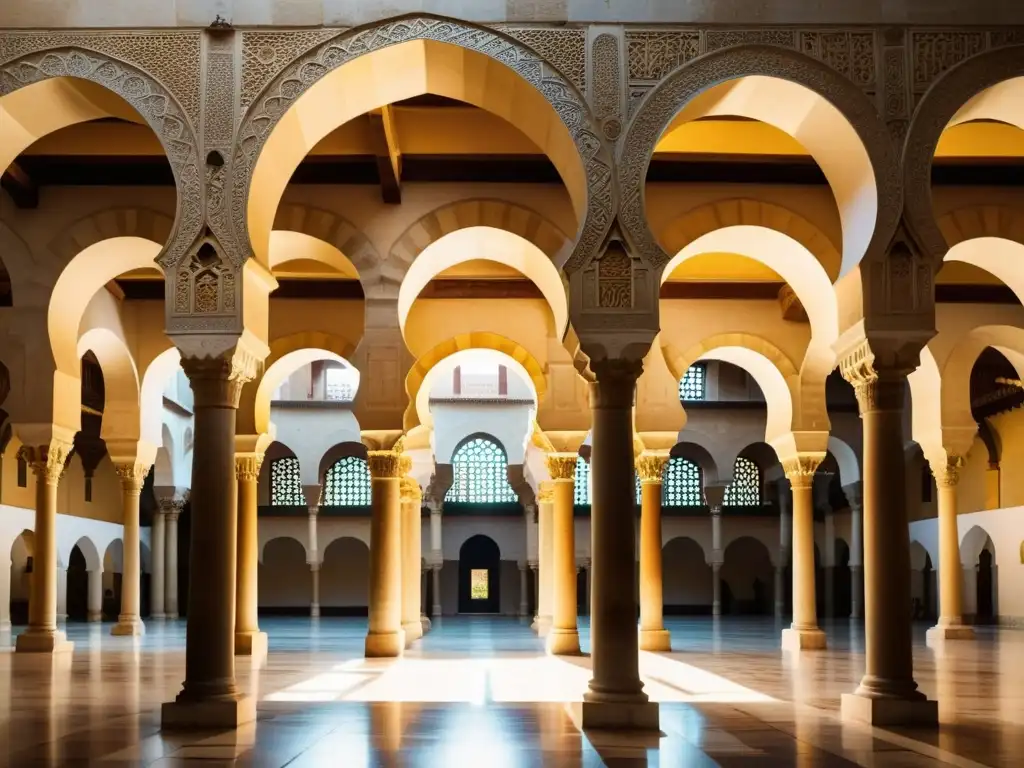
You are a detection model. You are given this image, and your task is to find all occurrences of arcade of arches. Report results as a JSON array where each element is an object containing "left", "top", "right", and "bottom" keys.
[{"left": 2, "top": 5, "right": 1024, "bottom": 765}]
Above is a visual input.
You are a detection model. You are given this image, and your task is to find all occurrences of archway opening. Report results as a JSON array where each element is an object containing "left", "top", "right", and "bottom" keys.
[
  {"left": 721, "top": 536, "right": 773, "bottom": 615},
  {"left": 458, "top": 534, "right": 501, "bottom": 614},
  {"left": 66, "top": 544, "right": 89, "bottom": 622},
  {"left": 961, "top": 526, "right": 998, "bottom": 625},
  {"left": 9, "top": 530, "right": 36, "bottom": 626},
  {"left": 321, "top": 537, "right": 370, "bottom": 616},
  {"left": 662, "top": 537, "right": 712, "bottom": 615},
  {"left": 259, "top": 537, "right": 312, "bottom": 616}
]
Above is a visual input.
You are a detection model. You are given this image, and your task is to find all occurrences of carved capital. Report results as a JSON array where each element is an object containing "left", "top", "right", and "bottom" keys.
[
  {"left": 235, "top": 453, "right": 264, "bottom": 482},
  {"left": 180, "top": 346, "right": 260, "bottom": 409},
  {"left": 400, "top": 475, "right": 422, "bottom": 503},
  {"left": 18, "top": 440, "right": 73, "bottom": 485},
  {"left": 368, "top": 450, "right": 402, "bottom": 479},
  {"left": 838, "top": 339, "right": 910, "bottom": 414},
  {"left": 157, "top": 493, "right": 189, "bottom": 519},
  {"left": 114, "top": 462, "right": 149, "bottom": 493},
  {"left": 589, "top": 357, "right": 643, "bottom": 410},
  {"left": 636, "top": 451, "right": 669, "bottom": 484},
  {"left": 842, "top": 481, "right": 863, "bottom": 514},
  {"left": 398, "top": 453, "right": 413, "bottom": 478},
  {"left": 782, "top": 454, "right": 825, "bottom": 489},
  {"left": 546, "top": 452, "right": 578, "bottom": 481},
  {"left": 930, "top": 455, "right": 964, "bottom": 489}
]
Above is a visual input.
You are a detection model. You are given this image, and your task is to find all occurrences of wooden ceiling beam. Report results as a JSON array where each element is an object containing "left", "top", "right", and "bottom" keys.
[
  {"left": 368, "top": 105, "right": 402, "bottom": 204},
  {"left": 1, "top": 161, "right": 39, "bottom": 208}
]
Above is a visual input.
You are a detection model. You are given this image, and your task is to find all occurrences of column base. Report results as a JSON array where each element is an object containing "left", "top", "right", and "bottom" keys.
[
  {"left": 534, "top": 616, "right": 552, "bottom": 637},
  {"left": 711, "top": 604, "right": 721, "bottom": 617},
  {"left": 431, "top": 605, "right": 442, "bottom": 619},
  {"left": 87, "top": 611, "right": 102, "bottom": 623},
  {"left": 16, "top": 629, "right": 73, "bottom": 654},
  {"left": 781, "top": 626, "right": 827, "bottom": 651},
  {"left": 567, "top": 699, "right": 661, "bottom": 732},
  {"left": 0, "top": 620, "right": 11, "bottom": 632},
  {"left": 420, "top": 615, "right": 431, "bottom": 634},
  {"left": 161, "top": 696, "right": 256, "bottom": 730},
  {"left": 638, "top": 628, "right": 672, "bottom": 652},
  {"left": 402, "top": 621, "right": 423, "bottom": 645},
  {"left": 365, "top": 630, "right": 405, "bottom": 658},
  {"left": 234, "top": 631, "right": 268, "bottom": 657},
  {"left": 111, "top": 617, "right": 146, "bottom": 636},
  {"left": 151, "top": 612, "right": 166, "bottom": 620},
  {"left": 841, "top": 692, "right": 938, "bottom": 727},
  {"left": 166, "top": 612, "right": 179, "bottom": 620},
  {"left": 926, "top": 624, "right": 975, "bottom": 644},
  {"left": 546, "top": 627, "right": 581, "bottom": 656},
  {"left": 310, "top": 604, "right": 320, "bottom": 619}
]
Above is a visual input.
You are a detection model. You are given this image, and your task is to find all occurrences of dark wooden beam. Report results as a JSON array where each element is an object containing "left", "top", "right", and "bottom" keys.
[
  {"left": 368, "top": 106, "right": 402, "bottom": 203},
  {"left": 1, "top": 161, "right": 39, "bottom": 208}
]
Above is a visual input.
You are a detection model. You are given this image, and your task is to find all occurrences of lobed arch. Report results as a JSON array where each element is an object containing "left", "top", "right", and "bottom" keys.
[
  {"left": 272, "top": 203, "right": 380, "bottom": 291},
  {"left": 619, "top": 45, "right": 898, "bottom": 277},
  {"left": 904, "top": 47, "right": 1024, "bottom": 264},
  {"left": 404, "top": 332, "right": 546, "bottom": 432},
  {"left": 234, "top": 16, "right": 611, "bottom": 274},
  {"left": 0, "top": 53, "right": 200, "bottom": 269}
]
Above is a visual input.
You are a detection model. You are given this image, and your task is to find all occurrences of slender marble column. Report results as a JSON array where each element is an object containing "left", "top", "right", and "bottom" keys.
[
  {"left": 366, "top": 450, "right": 404, "bottom": 657},
  {"left": 112, "top": 462, "right": 147, "bottom": 636},
  {"left": 535, "top": 482, "right": 554, "bottom": 635},
  {"left": 235, "top": 454, "right": 267, "bottom": 656},
  {"left": 150, "top": 506, "right": 166, "bottom": 619},
  {"left": 578, "top": 359, "right": 657, "bottom": 730},
  {"left": 16, "top": 442, "right": 73, "bottom": 653},
  {"left": 56, "top": 567, "right": 67, "bottom": 622},
  {"left": 824, "top": 509, "right": 836, "bottom": 619},
  {"left": 530, "top": 561, "right": 539, "bottom": 621},
  {"left": 545, "top": 453, "right": 579, "bottom": 656},
  {"left": 399, "top": 462, "right": 423, "bottom": 645},
  {"left": 310, "top": 563, "right": 320, "bottom": 618},
  {"left": 781, "top": 457, "right": 827, "bottom": 650},
  {"left": 308, "top": 505, "right": 320, "bottom": 617},
  {"left": 431, "top": 565, "right": 442, "bottom": 617},
  {"left": 637, "top": 452, "right": 671, "bottom": 651},
  {"left": 165, "top": 504, "right": 182, "bottom": 619},
  {"left": 708, "top": 499, "right": 723, "bottom": 617},
  {"left": 840, "top": 357, "right": 936, "bottom": 726},
  {"left": 0, "top": 552, "right": 11, "bottom": 631},
  {"left": 87, "top": 568, "right": 103, "bottom": 622},
  {"left": 844, "top": 482, "right": 864, "bottom": 619},
  {"left": 777, "top": 481, "right": 792, "bottom": 618},
  {"left": 420, "top": 565, "right": 431, "bottom": 633},
  {"left": 429, "top": 501, "right": 443, "bottom": 618},
  {"left": 518, "top": 562, "right": 529, "bottom": 617},
  {"left": 927, "top": 458, "right": 975, "bottom": 642},
  {"left": 711, "top": 563, "right": 722, "bottom": 616},
  {"left": 162, "top": 352, "right": 257, "bottom": 730}
]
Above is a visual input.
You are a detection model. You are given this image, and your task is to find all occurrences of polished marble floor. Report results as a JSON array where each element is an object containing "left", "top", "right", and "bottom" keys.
[{"left": 0, "top": 616, "right": 1021, "bottom": 766}]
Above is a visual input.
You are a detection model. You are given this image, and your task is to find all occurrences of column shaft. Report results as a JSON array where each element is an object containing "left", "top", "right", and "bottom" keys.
[
  {"left": 165, "top": 511, "right": 180, "bottom": 619},
  {"left": 310, "top": 564, "right": 320, "bottom": 617},
  {"left": 400, "top": 472, "right": 423, "bottom": 644},
  {"left": 927, "top": 464, "right": 974, "bottom": 641},
  {"left": 781, "top": 465, "right": 826, "bottom": 650},
  {"left": 431, "top": 566, "right": 442, "bottom": 617},
  {"left": 711, "top": 563, "right": 722, "bottom": 616},
  {"left": 638, "top": 455, "right": 670, "bottom": 651},
  {"left": 151, "top": 508, "right": 166, "bottom": 618},
  {"left": 366, "top": 451, "right": 404, "bottom": 657},
  {"left": 546, "top": 455, "right": 579, "bottom": 656},
  {"left": 518, "top": 564, "right": 529, "bottom": 617},
  {"left": 536, "top": 487, "right": 554, "bottom": 634},
  {"left": 113, "top": 463, "right": 146, "bottom": 636},
  {"left": 235, "top": 456, "right": 266, "bottom": 656},
  {"left": 0, "top": 555, "right": 11, "bottom": 631},
  {"left": 87, "top": 569, "right": 103, "bottom": 622}
]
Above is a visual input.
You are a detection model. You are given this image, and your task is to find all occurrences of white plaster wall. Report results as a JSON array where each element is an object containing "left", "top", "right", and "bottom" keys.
[
  {"left": 431, "top": 403, "right": 533, "bottom": 464},
  {"left": 270, "top": 406, "right": 362, "bottom": 485},
  {"left": 259, "top": 536, "right": 311, "bottom": 609},
  {"left": 441, "top": 517, "right": 526, "bottom": 562}
]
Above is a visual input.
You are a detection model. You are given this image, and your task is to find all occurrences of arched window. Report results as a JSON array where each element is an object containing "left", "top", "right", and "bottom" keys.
[
  {"left": 663, "top": 457, "right": 702, "bottom": 507},
  {"left": 324, "top": 456, "right": 371, "bottom": 506},
  {"left": 724, "top": 457, "right": 761, "bottom": 507},
  {"left": 271, "top": 457, "right": 304, "bottom": 506},
  {"left": 678, "top": 364, "right": 707, "bottom": 401},
  {"left": 445, "top": 436, "right": 517, "bottom": 503},
  {"left": 574, "top": 457, "right": 591, "bottom": 506}
]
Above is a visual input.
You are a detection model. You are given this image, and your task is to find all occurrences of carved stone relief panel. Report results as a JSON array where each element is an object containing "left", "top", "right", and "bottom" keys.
[
  {"left": 589, "top": 30, "right": 624, "bottom": 142},
  {"left": 169, "top": 236, "right": 241, "bottom": 334},
  {"left": 497, "top": 26, "right": 587, "bottom": 93}
]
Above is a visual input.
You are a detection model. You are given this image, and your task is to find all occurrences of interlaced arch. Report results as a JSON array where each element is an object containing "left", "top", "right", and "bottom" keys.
[
  {"left": 724, "top": 457, "right": 761, "bottom": 507},
  {"left": 445, "top": 436, "right": 517, "bottom": 504},
  {"left": 663, "top": 457, "right": 702, "bottom": 507},
  {"left": 271, "top": 457, "right": 304, "bottom": 506},
  {"left": 324, "top": 456, "right": 371, "bottom": 507}
]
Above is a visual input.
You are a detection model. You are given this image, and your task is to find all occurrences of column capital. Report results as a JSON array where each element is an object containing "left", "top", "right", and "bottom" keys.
[
  {"left": 782, "top": 454, "right": 825, "bottom": 489},
  {"left": 428, "top": 499, "right": 443, "bottom": 516},
  {"left": 180, "top": 344, "right": 262, "bottom": 409},
  {"left": 234, "top": 453, "right": 264, "bottom": 482},
  {"left": 114, "top": 462, "right": 149, "bottom": 493},
  {"left": 518, "top": 560, "right": 528, "bottom": 571},
  {"left": 307, "top": 505, "right": 319, "bottom": 518},
  {"left": 400, "top": 475, "right": 422, "bottom": 503},
  {"left": 929, "top": 455, "right": 965, "bottom": 488},
  {"left": 18, "top": 440, "right": 73, "bottom": 485},
  {"left": 589, "top": 358, "right": 643, "bottom": 410},
  {"left": 704, "top": 482, "right": 727, "bottom": 510},
  {"left": 528, "top": 559, "right": 538, "bottom": 570},
  {"left": 842, "top": 481, "right": 863, "bottom": 512},
  {"left": 367, "top": 450, "right": 403, "bottom": 479},
  {"left": 838, "top": 339, "right": 914, "bottom": 415},
  {"left": 636, "top": 451, "right": 669, "bottom": 484},
  {"left": 157, "top": 493, "right": 189, "bottom": 516},
  {"left": 545, "top": 452, "right": 578, "bottom": 481}
]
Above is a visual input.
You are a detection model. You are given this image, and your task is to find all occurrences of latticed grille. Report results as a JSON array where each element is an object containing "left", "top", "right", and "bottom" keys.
[
  {"left": 663, "top": 457, "right": 702, "bottom": 506},
  {"left": 324, "top": 456, "right": 371, "bottom": 506},
  {"left": 445, "top": 437, "right": 518, "bottom": 503},
  {"left": 724, "top": 457, "right": 761, "bottom": 506},
  {"left": 270, "top": 457, "right": 304, "bottom": 506},
  {"left": 678, "top": 364, "right": 707, "bottom": 401},
  {"left": 574, "top": 456, "right": 591, "bottom": 505}
]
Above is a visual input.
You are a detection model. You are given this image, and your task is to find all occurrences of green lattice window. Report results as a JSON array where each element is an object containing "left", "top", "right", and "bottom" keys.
[
  {"left": 724, "top": 457, "right": 761, "bottom": 506},
  {"left": 324, "top": 456, "right": 371, "bottom": 506},
  {"left": 574, "top": 456, "right": 591, "bottom": 505},
  {"left": 678, "top": 364, "right": 707, "bottom": 401},
  {"left": 445, "top": 437, "right": 518, "bottom": 503},
  {"left": 663, "top": 457, "right": 702, "bottom": 506},
  {"left": 271, "top": 457, "right": 304, "bottom": 506}
]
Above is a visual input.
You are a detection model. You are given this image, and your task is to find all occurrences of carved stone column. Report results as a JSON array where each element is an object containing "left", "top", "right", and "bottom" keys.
[
  {"left": 844, "top": 482, "right": 864, "bottom": 619},
  {"left": 637, "top": 451, "right": 670, "bottom": 651},
  {"left": 150, "top": 505, "right": 166, "bottom": 619},
  {"left": 705, "top": 483, "right": 725, "bottom": 617},
  {"left": 399, "top": 459, "right": 423, "bottom": 645},
  {"left": 112, "top": 462, "right": 148, "bottom": 636},
  {"left": 366, "top": 450, "right": 404, "bottom": 658},
  {"left": 927, "top": 457, "right": 975, "bottom": 642},
  {"left": 431, "top": 565, "right": 442, "bottom": 618},
  {"left": 781, "top": 456, "right": 827, "bottom": 651},
  {"left": 16, "top": 441, "right": 73, "bottom": 653},
  {"left": 310, "top": 563, "right": 320, "bottom": 618},
  {"left": 778, "top": 479, "right": 792, "bottom": 617},
  {"left": 429, "top": 501, "right": 443, "bottom": 618},
  {"left": 545, "top": 453, "right": 580, "bottom": 656},
  {"left": 55, "top": 567, "right": 67, "bottom": 622},
  {"left": 577, "top": 359, "right": 657, "bottom": 730},
  {"left": 840, "top": 348, "right": 937, "bottom": 726},
  {"left": 235, "top": 453, "right": 267, "bottom": 657},
  {"left": 162, "top": 351, "right": 258, "bottom": 730},
  {"left": 308, "top": 506, "right": 320, "bottom": 617},
  {"left": 165, "top": 506, "right": 181, "bottom": 619},
  {"left": 87, "top": 568, "right": 104, "bottom": 622},
  {"left": 535, "top": 482, "right": 554, "bottom": 635}
]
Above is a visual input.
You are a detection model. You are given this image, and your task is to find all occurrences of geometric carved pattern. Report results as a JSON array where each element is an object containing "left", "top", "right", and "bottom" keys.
[
  {"left": 500, "top": 26, "right": 587, "bottom": 93},
  {"left": 597, "top": 242, "right": 633, "bottom": 308},
  {"left": 324, "top": 456, "right": 371, "bottom": 506},
  {"left": 445, "top": 436, "right": 518, "bottom": 504},
  {"left": 232, "top": 16, "right": 613, "bottom": 278},
  {"left": 174, "top": 240, "right": 236, "bottom": 315},
  {"left": 574, "top": 456, "right": 591, "bottom": 506},
  {"left": 240, "top": 29, "right": 341, "bottom": 110},
  {"left": 678, "top": 364, "right": 706, "bottom": 401},
  {"left": 271, "top": 457, "right": 304, "bottom": 506},
  {"left": 663, "top": 457, "right": 702, "bottom": 507},
  {"left": 724, "top": 457, "right": 761, "bottom": 507},
  {"left": 591, "top": 33, "right": 623, "bottom": 141}
]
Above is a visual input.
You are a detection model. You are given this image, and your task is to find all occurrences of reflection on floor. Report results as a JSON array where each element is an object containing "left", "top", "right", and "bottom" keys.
[{"left": 0, "top": 616, "right": 1021, "bottom": 766}]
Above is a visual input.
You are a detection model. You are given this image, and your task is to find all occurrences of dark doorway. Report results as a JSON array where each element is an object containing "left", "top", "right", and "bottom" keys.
[
  {"left": 458, "top": 535, "right": 500, "bottom": 614},
  {"left": 833, "top": 539, "right": 851, "bottom": 618},
  {"left": 977, "top": 549, "right": 995, "bottom": 623},
  {"left": 576, "top": 567, "right": 587, "bottom": 615},
  {"left": 923, "top": 554, "right": 935, "bottom": 621},
  {"left": 66, "top": 546, "right": 88, "bottom": 622}
]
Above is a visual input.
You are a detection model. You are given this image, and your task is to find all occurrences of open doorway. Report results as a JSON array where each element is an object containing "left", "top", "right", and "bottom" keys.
[{"left": 458, "top": 535, "right": 500, "bottom": 614}]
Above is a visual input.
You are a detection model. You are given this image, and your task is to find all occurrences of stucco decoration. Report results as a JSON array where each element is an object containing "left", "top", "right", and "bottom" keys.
[
  {"left": 233, "top": 14, "right": 613, "bottom": 277},
  {"left": 618, "top": 44, "right": 898, "bottom": 278},
  {"left": 0, "top": 48, "right": 201, "bottom": 277},
  {"left": 903, "top": 45, "right": 1024, "bottom": 265}
]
